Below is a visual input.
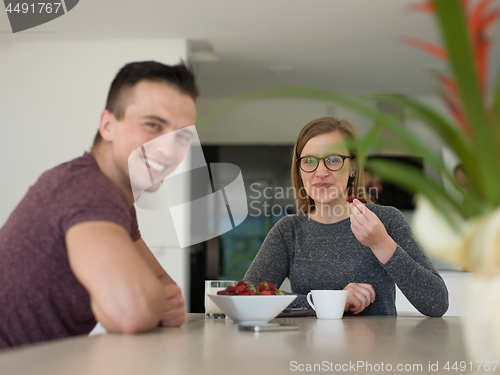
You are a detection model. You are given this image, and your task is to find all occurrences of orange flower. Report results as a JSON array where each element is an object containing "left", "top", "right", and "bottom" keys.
[{"left": 405, "top": 0, "right": 500, "bottom": 135}]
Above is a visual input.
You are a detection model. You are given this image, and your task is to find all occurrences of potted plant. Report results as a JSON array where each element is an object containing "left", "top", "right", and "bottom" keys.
[{"left": 369, "top": 0, "right": 500, "bottom": 362}]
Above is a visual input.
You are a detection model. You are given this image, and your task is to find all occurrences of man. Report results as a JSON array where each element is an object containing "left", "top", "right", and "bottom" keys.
[{"left": 0, "top": 61, "right": 198, "bottom": 349}]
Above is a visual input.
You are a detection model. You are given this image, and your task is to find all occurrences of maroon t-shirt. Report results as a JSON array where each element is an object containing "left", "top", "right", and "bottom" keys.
[{"left": 0, "top": 152, "right": 140, "bottom": 350}]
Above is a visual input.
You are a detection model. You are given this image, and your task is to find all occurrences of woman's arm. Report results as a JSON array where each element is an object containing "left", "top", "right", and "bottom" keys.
[
  {"left": 244, "top": 216, "right": 375, "bottom": 313},
  {"left": 243, "top": 219, "right": 292, "bottom": 293},
  {"left": 351, "top": 202, "right": 449, "bottom": 317},
  {"left": 382, "top": 246, "right": 449, "bottom": 317}
]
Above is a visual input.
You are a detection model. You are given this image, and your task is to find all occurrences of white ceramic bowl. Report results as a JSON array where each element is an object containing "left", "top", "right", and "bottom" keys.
[{"left": 208, "top": 294, "right": 297, "bottom": 324}]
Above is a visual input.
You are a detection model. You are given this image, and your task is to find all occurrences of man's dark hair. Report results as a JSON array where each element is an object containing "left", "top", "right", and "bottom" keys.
[{"left": 92, "top": 60, "right": 199, "bottom": 146}]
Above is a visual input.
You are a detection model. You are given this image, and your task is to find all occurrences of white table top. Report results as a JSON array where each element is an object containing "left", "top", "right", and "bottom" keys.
[{"left": 0, "top": 314, "right": 469, "bottom": 375}]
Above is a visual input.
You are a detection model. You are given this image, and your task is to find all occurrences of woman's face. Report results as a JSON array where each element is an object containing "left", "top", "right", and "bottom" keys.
[{"left": 299, "top": 131, "right": 354, "bottom": 206}]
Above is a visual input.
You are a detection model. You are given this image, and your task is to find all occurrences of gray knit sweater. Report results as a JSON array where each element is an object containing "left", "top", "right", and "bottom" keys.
[{"left": 244, "top": 204, "right": 449, "bottom": 317}]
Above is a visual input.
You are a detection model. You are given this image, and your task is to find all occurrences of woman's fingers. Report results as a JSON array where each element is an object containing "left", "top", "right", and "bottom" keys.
[
  {"left": 350, "top": 199, "right": 379, "bottom": 224},
  {"left": 353, "top": 283, "right": 376, "bottom": 303},
  {"left": 343, "top": 283, "right": 376, "bottom": 314},
  {"left": 350, "top": 202, "right": 366, "bottom": 223},
  {"left": 350, "top": 200, "right": 391, "bottom": 251},
  {"left": 350, "top": 199, "right": 367, "bottom": 217},
  {"left": 350, "top": 199, "right": 373, "bottom": 231},
  {"left": 349, "top": 289, "right": 370, "bottom": 313}
]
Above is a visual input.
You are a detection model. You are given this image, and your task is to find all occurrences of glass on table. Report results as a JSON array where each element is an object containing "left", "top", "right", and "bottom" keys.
[{"left": 205, "top": 280, "right": 238, "bottom": 319}]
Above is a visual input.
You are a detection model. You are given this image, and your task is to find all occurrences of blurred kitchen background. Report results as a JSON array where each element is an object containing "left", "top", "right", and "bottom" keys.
[{"left": 2, "top": 0, "right": 497, "bottom": 315}]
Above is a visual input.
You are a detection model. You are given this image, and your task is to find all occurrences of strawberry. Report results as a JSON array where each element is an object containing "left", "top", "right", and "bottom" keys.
[
  {"left": 257, "top": 282, "right": 268, "bottom": 292},
  {"left": 217, "top": 280, "right": 284, "bottom": 296},
  {"left": 347, "top": 194, "right": 355, "bottom": 204},
  {"left": 247, "top": 285, "right": 258, "bottom": 294},
  {"left": 235, "top": 284, "right": 247, "bottom": 294}
]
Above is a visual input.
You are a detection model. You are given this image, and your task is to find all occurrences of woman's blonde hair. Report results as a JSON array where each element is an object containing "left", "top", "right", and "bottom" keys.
[{"left": 291, "top": 116, "right": 372, "bottom": 214}]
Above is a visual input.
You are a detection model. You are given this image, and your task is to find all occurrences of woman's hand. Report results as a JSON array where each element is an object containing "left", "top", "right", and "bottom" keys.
[
  {"left": 349, "top": 199, "right": 397, "bottom": 263},
  {"left": 343, "top": 283, "right": 376, "bottom": 314}
]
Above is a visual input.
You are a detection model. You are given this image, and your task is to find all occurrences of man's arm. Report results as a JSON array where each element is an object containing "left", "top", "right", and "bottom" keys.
[
  {"left": 66, "top": 221, "right": 164, "bottom": 333},
  {"left": 134, "top": 238, "right": 175, "bottom": 285},
  {"left": 134, "top": 238, "right": 186, "bottom": 326}
]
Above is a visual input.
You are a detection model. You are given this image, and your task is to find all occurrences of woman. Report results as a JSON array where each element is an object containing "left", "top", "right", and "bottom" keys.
[{"left": 244, "top": 117, "right": 448, "bottom": 316}]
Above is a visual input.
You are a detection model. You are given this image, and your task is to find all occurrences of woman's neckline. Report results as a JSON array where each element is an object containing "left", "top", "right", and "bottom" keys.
[
  {"left": 300, "top": 212, "right": 350, "bottom": 226},
  {"left": 300, "top": 203, "right": 375, "bottom": 225}
]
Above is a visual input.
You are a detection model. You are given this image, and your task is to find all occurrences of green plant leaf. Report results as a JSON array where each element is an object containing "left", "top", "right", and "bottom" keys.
[
  {"left": 198, "top": 86, "right": 451, "bottom": 184},
  {"left": 198, "top": 86, "right": 468, "bottom": 205},
  {"left": 366, "top": 94, "right": 472, "bottom": 161},
  {"left": 197, "top": 86, "right": 384, "bottom": 130},
  {"left": 490, "top": 65, "right": 500, "bottom": 170},
  {"left": 366, "top": 159, "right": 467, "bottom": 229},
  {"left": 365, "top": 93, "right": 484, "bottom": 196},
  {"left": 358, "top": 120, "right": 385, "bottom": 162},
  {"left": 493, "top": 70, "right": 500, "bottom": 120},
  {"left": 434, "top": 0, "right": 500, "bottom": 202},
  {"left": 363, "top": 113, "right": 459, "bottom": 187}
]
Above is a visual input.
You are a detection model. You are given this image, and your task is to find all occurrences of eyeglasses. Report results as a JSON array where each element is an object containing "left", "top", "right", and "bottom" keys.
[{"left": 296, "top": 154, "right": 355, "bottom": 173}]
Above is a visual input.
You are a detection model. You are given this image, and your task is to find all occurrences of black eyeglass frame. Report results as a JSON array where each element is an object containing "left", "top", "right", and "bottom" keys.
[{"left": 296, "top": 154, "right": 355, "bottom": 173}]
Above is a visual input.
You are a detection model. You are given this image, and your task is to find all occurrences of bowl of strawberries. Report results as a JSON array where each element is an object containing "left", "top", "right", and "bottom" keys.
[{"left": 208, "top": 281, "right": 296, "bottom": 324}]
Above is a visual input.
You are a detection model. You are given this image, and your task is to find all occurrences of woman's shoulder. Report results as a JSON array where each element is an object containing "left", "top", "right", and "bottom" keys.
[
  {"left": 261, "top": 214, "right": 305, "bottom": 245},
  {"left": 268, "top": 213, "right": 312, "bottom": 237},
  {"left": 273, "top": 213, "right": 307, "bottom": 229},
  {"left": 366, "top": 203, "right": 399, "bottom": 213},
  {"left": 366, "top": 203, "right": 407, "bottom": 224}
]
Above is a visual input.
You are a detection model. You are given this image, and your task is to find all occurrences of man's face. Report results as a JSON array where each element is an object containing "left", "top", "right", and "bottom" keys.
[{"left": 108, "top": 80, "right": 197, "bottom": 196}]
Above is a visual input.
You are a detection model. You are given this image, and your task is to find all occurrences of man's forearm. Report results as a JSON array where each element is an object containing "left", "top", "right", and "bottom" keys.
[{"left": 159, "top": 272, "right": 176, "bottom": 285}]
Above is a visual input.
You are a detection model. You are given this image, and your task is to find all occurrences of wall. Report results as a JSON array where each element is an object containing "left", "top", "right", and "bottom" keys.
[
  {"left": 0, "top": 39, "right": 191, "bottom": 306},
  {"left": 197, "top": 97, "right": 371, "bottom": 145}
]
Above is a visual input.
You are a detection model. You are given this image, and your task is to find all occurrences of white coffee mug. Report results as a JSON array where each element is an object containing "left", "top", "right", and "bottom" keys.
[{"left": 306, "top": 290, "right": 348, "bottom": 319}]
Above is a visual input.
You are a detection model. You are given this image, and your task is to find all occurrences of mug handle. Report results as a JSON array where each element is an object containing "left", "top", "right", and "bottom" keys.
[{"left": 306, "top": 292, "right": 315, "bottom": 311}]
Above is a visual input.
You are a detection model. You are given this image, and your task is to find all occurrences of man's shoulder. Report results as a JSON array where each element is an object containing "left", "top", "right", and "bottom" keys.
[
  {"left": 40, "top": 153, "right": 111, "bottom": 190},
  {"left": 36, "top": 153, "right": 135, "bottom": 237},
  {"left": 41, "top": 152, "right": 99, "bottom": 181},
  {"left": 35, "top": 152, "right": 126, "bottom": 207}
]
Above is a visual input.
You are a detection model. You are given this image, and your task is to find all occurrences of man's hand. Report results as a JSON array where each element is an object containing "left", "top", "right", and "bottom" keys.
[
  {"left": 343, "top": 283, "right": 376, "bottom": 315},
  {"left": 134, "top": 239, "right": 186, "bottom": 327},
  {"left": 160, "top": 284, "right": 186, "bottom": 327},
  {"left": 133, "top": 239, "right": 186, "bottom": 327}
]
